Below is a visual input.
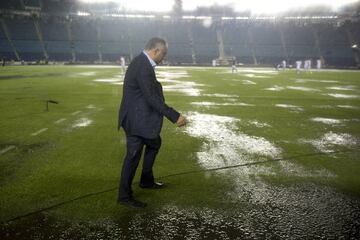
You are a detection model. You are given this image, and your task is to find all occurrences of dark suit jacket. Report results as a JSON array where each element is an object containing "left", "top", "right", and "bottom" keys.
[{"left": 118, "top": 52, "right": 180, "bottom": 139}]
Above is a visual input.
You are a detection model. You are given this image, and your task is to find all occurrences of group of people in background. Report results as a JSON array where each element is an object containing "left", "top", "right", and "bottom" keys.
[
  {"left": 295, "top": 59, "right": 322, "bottom": 74},
  {"left": 276, "top": 58, "right": 323, "bottom": 73},
  {"left": 120, "top": 55, "right": 324, "bottom": 75}
]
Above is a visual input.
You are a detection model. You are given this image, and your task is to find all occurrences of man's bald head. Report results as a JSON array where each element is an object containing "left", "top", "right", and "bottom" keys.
[{"left": 144, "top": 37, "right": 168, "bottom": 64}]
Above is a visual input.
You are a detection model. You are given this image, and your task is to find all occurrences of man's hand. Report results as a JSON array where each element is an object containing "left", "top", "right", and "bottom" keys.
[{"left": 176, "top": 115, "right": 186, "bottom": 127}]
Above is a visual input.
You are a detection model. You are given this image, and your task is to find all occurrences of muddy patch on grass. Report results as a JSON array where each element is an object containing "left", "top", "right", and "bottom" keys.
[
  {"left": 0, "top": 142, "right": 54, "bottom": 155},
  {"left": 0, "top": 142, "right": 54, "bottom": 183}
]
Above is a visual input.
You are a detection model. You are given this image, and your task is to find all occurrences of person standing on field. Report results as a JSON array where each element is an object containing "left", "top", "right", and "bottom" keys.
[{"left": 117, "top": 37, "right": 186, "bottom": 208}]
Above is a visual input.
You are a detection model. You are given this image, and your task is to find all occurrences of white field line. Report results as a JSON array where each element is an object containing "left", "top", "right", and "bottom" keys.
[
  {"left": 71, "top": 111, "right": 82, "bottom": 116},
  {"left": 31, "top": 128, "right": 48, "bottom": 136},
  {"left": 54, "top": 118, "right": 66, "bottom": 124},
  {"left": 0, "top": 145, "right": 16, "bottom": 155}
]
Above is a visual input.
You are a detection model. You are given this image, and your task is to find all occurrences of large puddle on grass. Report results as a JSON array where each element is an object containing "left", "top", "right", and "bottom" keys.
[
  {"left": 275, "top": 104, "right": 304, "bottom": 112},
  {"left": 300, "top": 132, "right": 358, "bottom": 153},
  {"left": 183, "top": 112, "right": 334, "bottom": 184},
  {"left": 191, "top": 101, "right": 254, "bottom": 107},
  {"left": 71, "top": 118, "right": 93, "bottom": 128},
  {"left": 184, "top": 112, "right": 281, "bottom": 169},
  {"left": 263, "top": 85, "right": 320, "bottom": 92},
  {"left": 324, "top": 93, "right": 359, "bottom": 99},
  {"left": 157, "top": 70, "right": 205, "bottom": 96},
  {"left": 263, "top": 85, "right": 285, "bottom": 91},
  {"left": 3, "top": 191, "right": 359, "bottom": 239},
  {"left": 337, "top": 105, "right": 360, "bottom": 109},
  {"left": 14, "top": 113, "right": 349, "bottom": 239},
  {"left": 93, "top": 78, "right": 123, "bottom": 85},
  {"left": 326, "top": 85, "right": 356, "bottom": 91},
  {"left": 311, "top": 117, "right": 343, "bottom": 125},
  {"left": 293, "top": 78, "right": 339, "bottom": 83},
  {"left": 75, "top": 71, "right": 97, "bottom": 77},
  {"left": 286, "top": 86, "right": 321, "bottom": 92},
  {"left": 237, "top": 69, "right": 279, "bottom": 74}
]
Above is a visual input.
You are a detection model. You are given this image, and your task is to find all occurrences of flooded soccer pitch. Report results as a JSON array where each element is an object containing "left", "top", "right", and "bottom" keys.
[
  {"left": 1, "top": 66, "right": 360, "bottom": 239},
  {"left": 1, "top": 179, "right": 359, "bottom": 239}
]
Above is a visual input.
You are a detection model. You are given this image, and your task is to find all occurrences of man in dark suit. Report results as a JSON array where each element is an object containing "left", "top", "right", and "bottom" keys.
[{"left": 117, "top": 37, "right": 186, "bottom": 208}]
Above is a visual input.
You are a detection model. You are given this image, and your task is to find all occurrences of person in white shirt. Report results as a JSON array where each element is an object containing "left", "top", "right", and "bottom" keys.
[
  {"left": 212, "top": 59, "right": 216, "bottom": 67},
  {"left": 295, "top": 60, "right": 302, "bottom": 74},
  {"left": 231, "top": 58, "right": 237, "bottom": 73},
  {"left": 120, "top": 56, "right": 126, "bottom": 75},
  {"left": 316, "top": 59, "right": 321, "bottom": 70}
]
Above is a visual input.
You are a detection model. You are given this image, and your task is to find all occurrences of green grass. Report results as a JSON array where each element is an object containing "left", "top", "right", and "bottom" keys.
[{"left": 0, "top": 65, "right": 359, "bottom": 236}]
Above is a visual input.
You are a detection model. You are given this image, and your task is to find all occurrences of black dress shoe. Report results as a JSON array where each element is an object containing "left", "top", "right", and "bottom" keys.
[
  {"left": 119, "top": 198, "right": 147, "bottom": 208},
  {"left": 139, "top": 182, "right": 165, "bottom": 189}
]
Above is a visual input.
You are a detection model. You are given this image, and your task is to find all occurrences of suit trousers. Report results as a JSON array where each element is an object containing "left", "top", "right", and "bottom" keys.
[{"left": 118, "top": 134, "right": 162, "bottom": 201}]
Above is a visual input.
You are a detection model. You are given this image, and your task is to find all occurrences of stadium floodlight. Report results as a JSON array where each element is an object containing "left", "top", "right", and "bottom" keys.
[
  {"left": 352, "top": 44, "right": 358, "bottom": 49},
  {"left": 182, "top": 15, "right": 196, "bottom": 19},
  {"left": 196, "top": 16, "right": 212, "bottom": 20},
  {"left": 236, "top": 17, "right": 250, "bottom": 20},
  {"left": 77, "top": 11, "right": 90, "bottom": 16},
  {"left": 221, "top": 17, "right": 235, "bottom": 20}
]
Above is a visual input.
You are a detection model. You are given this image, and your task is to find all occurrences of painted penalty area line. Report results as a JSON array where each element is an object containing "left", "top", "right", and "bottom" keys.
[
  {"left": 0, "top": 145, "right": 16, "bottom": 155},
  {"left": 31, "top": 128, "right": 48, "bottom": 136}
]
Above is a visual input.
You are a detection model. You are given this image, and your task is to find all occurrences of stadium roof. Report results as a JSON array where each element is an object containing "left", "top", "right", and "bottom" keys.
[
  {"left": 0, "top": 0, "right": 359, "bottom": 22},
  {"left": 78, "top": 0, "right": 359, "bottom": 14}
]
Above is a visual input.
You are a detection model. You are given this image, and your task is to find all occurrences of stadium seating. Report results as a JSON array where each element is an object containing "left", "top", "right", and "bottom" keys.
[{"left": 0, "top": 14, "right": 358, "bottom": 67}]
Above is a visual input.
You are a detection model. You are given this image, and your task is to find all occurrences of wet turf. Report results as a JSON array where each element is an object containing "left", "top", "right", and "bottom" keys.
[{"left": 0, "top": 66, "right": 359, "bottom": 239}]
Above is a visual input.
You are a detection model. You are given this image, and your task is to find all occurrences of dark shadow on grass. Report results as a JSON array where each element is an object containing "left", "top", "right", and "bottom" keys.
[
  {"left": 2, "top": 148, "right": 359, "bottom": 224},
  {"left": 0, "top": 73, "right": 67, "bottom": 81}
]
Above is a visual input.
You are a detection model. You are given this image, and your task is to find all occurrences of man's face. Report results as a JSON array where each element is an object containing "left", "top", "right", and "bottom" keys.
[{"left": 153, "top": 45, "right": 167, "bottom": 64}]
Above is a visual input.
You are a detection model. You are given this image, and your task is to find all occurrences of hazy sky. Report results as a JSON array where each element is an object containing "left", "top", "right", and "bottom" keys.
[{"left": 79, "top": 0, "right": 358, "bottom": 13}]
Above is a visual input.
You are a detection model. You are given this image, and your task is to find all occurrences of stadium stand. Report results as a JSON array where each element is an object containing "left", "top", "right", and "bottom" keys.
[{"left": 0, "top": 1, "right": 359, "bottom": 67}]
